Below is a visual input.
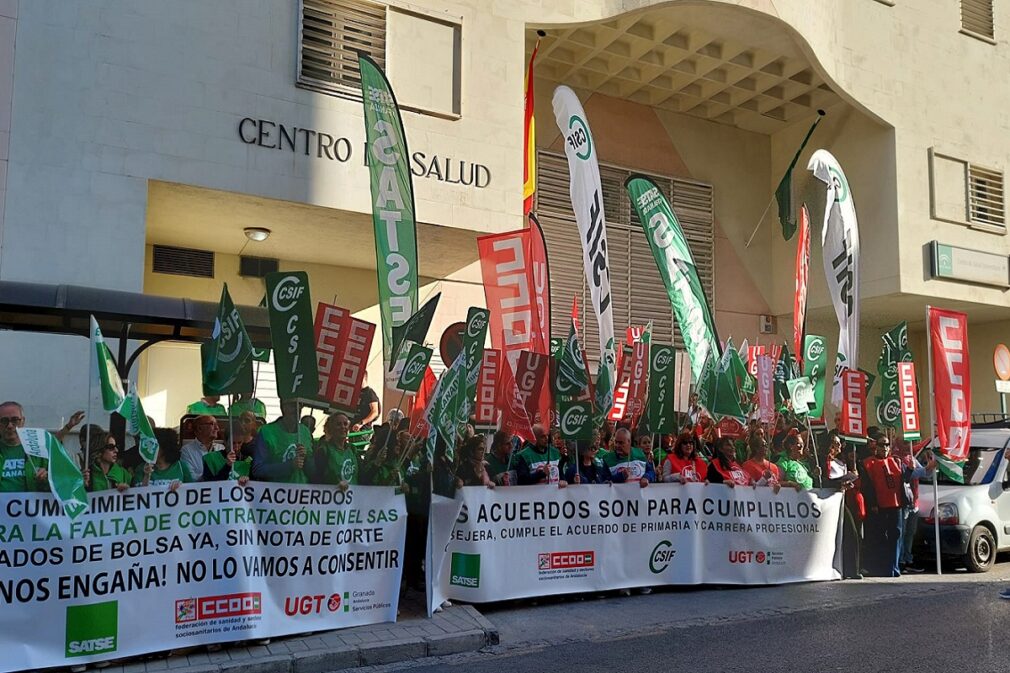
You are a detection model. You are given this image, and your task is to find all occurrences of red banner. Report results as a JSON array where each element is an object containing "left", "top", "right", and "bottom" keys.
[
  {"left": 527, "top": 215, "right": 551, "bottom": 356},
  {"left": 475, "top": 349, "right": 502, "bottom": 425},
  {"left": 313, "top": 304, "right": 376, "bottom": 410},
  {"left": 840, "top": 368, "right": 868, "bottom": 440},
  {"left": 608, "top": 346, "right": 630, "bottom": 421},
  {"left": 515, "top": 350, "right": 550, "bottom": 425},
  {"left": 497, "top": 359, "right": 535, "bottom": 442},
  {"left": 716, "top": 416, "right": 745, "bottom": 439},
  {"left": 757, "top": 354, "right": 775, "bottom": 424},
  {"left": 624, "top": 340, "right": 650, "bottom": 420},
  {"left": 408, "top": 367, "right": 437, "bottom": 438},
  {"left": 897, "top": 362, "right": 921, "bottom": 441},
  {"left": 747, "top": 344, "right": 766, "bottom": 378},
  {"left": 929, "top": 307, "right": 971, "bottom": 461},
  {"left": 793, "top": 204, "right": 811, "bottom": 357}
]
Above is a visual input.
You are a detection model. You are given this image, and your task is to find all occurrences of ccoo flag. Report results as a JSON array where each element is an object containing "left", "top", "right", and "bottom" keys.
[
  {"left": 552, "top": 85, "right": 617, "bottom": 413},
  {"left": 808, "top": 150, "right": 860, "bottom": 405},
  {"left": 90, "top": 316, "right": 125, "bottom": 412},
  {"left": 359, "top": 54, "right": 419, "bottom": 368},
  {"left": 625, "top": 174, "right": 720, "bottom": 383},
  {"left": 928, "top": 307, "right": 971, "bottom": 482}
]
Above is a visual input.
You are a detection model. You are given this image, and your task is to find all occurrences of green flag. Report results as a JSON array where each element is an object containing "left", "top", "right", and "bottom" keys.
[
  {"left": 875, "top": 321, "right": 911, "bottom": 429},
  {"left": 625, "top": 175, "right": 720, "bottom": 383},
  {"left": 359, "top": 54, "right": 419, "bottom": 366},
  {"left": 556, "top": 320, "right": 589, "bottom": 398},
  {"left": 642, "top": 344, "right": 676, "bottom": 434},
  {"left": 204, "top": 284, "right": 253, "bottom": 391},
  {"left": 802, "top": 334, "right": 828, "bottom": 420},
  {"left": 592, "top": 362, "right": 613, "bottom": 428},
  {"left": 700, "top": 349, "right": 746, "bottom": 422},
  {"left": 90, "top": 316, "right": 125, "bottom": 413},
  {"left": 19, "top": 428, "right": 88, "bottom": 519},
  {"left": 774, "top": 114, "right": 821, "bottom": 240},
  {"left": 558, "top": 398, "right": 593, "bottom": 440},
  {"left": 118, "top": 384, "right": 159, "bottom": 464},
  {"left": 264, "top": 271, "right": 318, "bottom": 399},
  {"left": 201, "top": 341, "right": 254, "bottom": 396},
  {"left": 935, "top": 453, "right": 965, "bottom": 483},
  {"left": 251, "top": 347, "right": 271, "bottom": 363},
  {"left": 786, "top": 376, "right": 816, "bottom": 416},
  {"left": 461, "top": 307, "right": 490, "bottom": 421},
  {"left": 774, "top": 344, "right": 799, "bottom": 410},
  {"left": 396, "top": 343, "right": 432, "bottom": 393},
  {"left": 726, "top": 338, "right": 756, "bottom": 397}
]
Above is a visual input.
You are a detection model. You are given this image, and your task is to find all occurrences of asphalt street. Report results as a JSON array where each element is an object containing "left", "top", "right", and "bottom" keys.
[{"left": 380, "top": 564, "right": 1010, "bottom": 673}]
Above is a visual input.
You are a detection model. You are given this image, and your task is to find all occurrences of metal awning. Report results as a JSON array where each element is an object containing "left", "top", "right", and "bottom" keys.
[{"left": 0, "top": 281, "right": 271, "bottom": 376}]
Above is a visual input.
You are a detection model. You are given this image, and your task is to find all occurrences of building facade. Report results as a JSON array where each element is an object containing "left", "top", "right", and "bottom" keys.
[{"left": 1, "top": 0, "right": 1009, "bottom": 428}]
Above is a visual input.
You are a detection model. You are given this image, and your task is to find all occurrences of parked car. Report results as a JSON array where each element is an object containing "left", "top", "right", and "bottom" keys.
[{"left": 916, "top": 425, "right": 1010, "bottom": 572}]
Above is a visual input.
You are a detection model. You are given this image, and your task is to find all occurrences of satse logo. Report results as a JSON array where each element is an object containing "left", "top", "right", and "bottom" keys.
[
  {"left": 65, "top": 601, "right": 118, "bottom": 657},
  {"left": 449, "top": 552, "right": 481, "bottom": 588}
]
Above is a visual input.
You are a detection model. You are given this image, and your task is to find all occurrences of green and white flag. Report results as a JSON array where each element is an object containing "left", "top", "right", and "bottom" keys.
[
  {"left": 625, "top": 175, "right": 720, "bottom": 383},
  {"left": 802, "top": 334, "right": 828, "bottom": 421},
  {"left": 396, "top": 343, "right": 432, "bottom": 393},
  {"left": 935, "top": 452, "right": 965, "bottom": 483},
  {"left": 726, "top": 338, "right": 756, "bottom": 397},
  {"left": 359, "top": 54, "right": 419, "bottom": 368},
  {"left": 90, "top": 316, "right": 125, "bottom": 412},
  {"left": 558, "top": 398, "right": 593, "bottom": 440},
  {"left": 204, "top": 283, "right": 253, "bottom": 393},
  {"left": 18, "top": 428, "right": 88, "bottom": 520},
  {"left": 642, "top": 344, "right": 676, "bottom": 434},
  {"left": 461, "top": 307, "right": 490, "bottom": 420},
  {"left": 118, "top": 384, "right": 159, "bottom": 464},
  {"left": 264, "top": 271, "right": 318, "bottom": 399},
  {"left": 875, "top": 321, "right": 911, "bottom": 428},
  {"left": 426, "top": 353, "right": 466, "bottom": 462},
  {"left": 556, "top": 320, "right": 589, "bottom": 398},
  {"left": 699, "top": 349, "right": 746, "bottom": 422},
  {"left": 786, "top": 377, "right": 816, "bottom": 416}
]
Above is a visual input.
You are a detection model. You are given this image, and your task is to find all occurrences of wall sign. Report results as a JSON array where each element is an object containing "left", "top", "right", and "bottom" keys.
[{"left": 930, "top": 241, "right": 1010, "bottom": 288}]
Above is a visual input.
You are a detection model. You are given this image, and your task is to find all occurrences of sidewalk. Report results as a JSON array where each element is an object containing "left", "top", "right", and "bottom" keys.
[{"left": 83, "top": 591, "right": 497, "bottom": 673}]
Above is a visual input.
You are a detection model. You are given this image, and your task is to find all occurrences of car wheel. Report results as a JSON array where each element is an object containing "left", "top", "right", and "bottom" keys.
[{"left": 964, "top": 526, "right": 996, "bottom": 573}]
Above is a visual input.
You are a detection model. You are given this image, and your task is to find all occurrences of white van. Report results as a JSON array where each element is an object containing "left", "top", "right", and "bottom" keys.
[{"left": 916, "top": 426, "right": 1010, "bottom": 572}]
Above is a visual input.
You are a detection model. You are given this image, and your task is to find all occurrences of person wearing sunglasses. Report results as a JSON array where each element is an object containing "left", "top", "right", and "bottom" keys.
[
  {"left": 0, "top": 401, "right": 48, "bottom": 492},
  {"left": 84, "top": 432, "right": 131, "bottom": 492}
]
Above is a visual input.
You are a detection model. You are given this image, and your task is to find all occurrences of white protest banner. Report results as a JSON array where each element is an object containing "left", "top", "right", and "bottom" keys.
[
  {"left": 0, "top": 483, "right": 405, "bottom": 672},
  {"left": 431, "top": 484, "right": 842, "bottom": 604}
]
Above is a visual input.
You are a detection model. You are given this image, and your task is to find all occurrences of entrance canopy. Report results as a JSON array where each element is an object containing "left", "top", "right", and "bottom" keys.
[{"left": 0, "top": 280, "right": 270, "bottom": 377}]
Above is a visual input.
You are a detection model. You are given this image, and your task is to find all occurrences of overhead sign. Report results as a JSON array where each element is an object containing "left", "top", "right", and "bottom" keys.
[
  {"left": 994, "top": 343, "right": 1010, "bottom": 381},
  {"left": 930, "top": 241, "right": 1010, "bottom": 288}
]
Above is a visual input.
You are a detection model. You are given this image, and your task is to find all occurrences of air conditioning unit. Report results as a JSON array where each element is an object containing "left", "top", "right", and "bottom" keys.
[
  {"left": 759, "top": 315, "right": 776, "bottom": 334},
  {"left": 239, "top": 256, "right": 279, "bottom": 278}
]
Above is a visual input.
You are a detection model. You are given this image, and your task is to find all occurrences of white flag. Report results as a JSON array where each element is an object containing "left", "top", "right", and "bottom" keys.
[
  {"left": 807, "top": 150, "right": 860, "bottom": 405},
  {"left": 90, "top": 316, "right": 126, "bottom": 412},
  {"left": 552, "top": 86, "right": 617, "bottom": 391}
]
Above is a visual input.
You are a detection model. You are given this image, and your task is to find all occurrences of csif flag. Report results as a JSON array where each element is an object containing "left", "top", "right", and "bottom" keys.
[
  {"left": 928, "top": 307, "right": 971, "bottom": 482},
  {"left": 802, "top": 334, "right": 828, "bottom": 422},
  {"left": 90, "top": 316, "right": 125, "bottom": 412},
  {"left": 552, "top": 85, "right": 617, "bottom": 410},
  {"left": 555, "top": 319, "right": 589, "bottom": 397},
  {"left": 625, "top": 174, "right": 720, "bottom": 383},
  {"left": 118, "top": 384, "right": 159, "bottom": 464},
  {"left": 390, "top": 293, "right": 440, "bottom": 372},
  {"left": 461, "top": 307, "right": 490, "bottom": 420},
  {"left": 204, "top": 283, "right": 253, "bottom": 393},
  {"left": 809, "top": 149, "right": 860, "bottom": 406},
  {"left": 642, "top": 344, "right": 676, "bottom": 434},
  {"left": 396, "top": 343, "right": 432, "bottom": 393},
  {"left": 359, "top": 54, "right": 419, "bottom": 369},
  {"left": 793, "top": 204, "right": 811, "bottom": 356},
  {"left": 875, "top": 321, "right": 912, "bottom": 429}
]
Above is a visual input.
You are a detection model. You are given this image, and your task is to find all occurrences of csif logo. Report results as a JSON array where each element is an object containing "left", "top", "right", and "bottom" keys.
[
  {"left": 561, "top": 404, "right": 590, "bottom": 435},
  {"left": 449, "top": 552, "right": 481, "bottom": 588},
  {"left": 653, "top": 348, "right": 673, "bottom": 372},
  {"left": 805, "top": 337, "right": 824, "bottom": 361},
  {"left": 649, "top": 540, "right": 676, "bottom": 574},
  {"left": 566, "top": 115, "right": 592, "bottom": 160},
  {"left": 466, "top": 310, "right": 489, "bottom": 337},
  {"left": 66, "top": 601, "right": 119, "bottom": 658},
  {"left": 270, "top": 275, "right": 305, "bottom": 312}
]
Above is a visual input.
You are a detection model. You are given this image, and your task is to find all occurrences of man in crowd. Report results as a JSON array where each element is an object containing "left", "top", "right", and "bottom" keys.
[
  {"left": 313, "top": 412, "right": 357, "bottom": 487},
  {"left": 485, "top": 430, "right": 516, "bottom": 485},
  {"left": 180, "top": 415, "right": 222, "bottom": 482},
  {"left": 602, "top": 428, "right": 653, "bottom": 487},
  {"left": 516, "top": 424, "right": 562, "bottom": 484},
  {"left": 300, "top": 414, "right": 317, "bottom": 436},
  {"left": 0, "top": 401, "right": 48, "bottom": 492},
  {"left": 251, "top": 399, "right": 313, "bottom": 483},
  {"left": 352, "top": 372, "right": 380, "bottom": 431},
  {"left": 186, "top": 395, "right": 226, "bottom": 416},
  {"left": 229, "top": 392, "right": 266, "bottom": 418}
]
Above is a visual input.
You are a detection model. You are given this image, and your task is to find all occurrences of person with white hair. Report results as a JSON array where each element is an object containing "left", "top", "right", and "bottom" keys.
[{"left": 601, "top": 428, "right": 654, "bottom": 487}]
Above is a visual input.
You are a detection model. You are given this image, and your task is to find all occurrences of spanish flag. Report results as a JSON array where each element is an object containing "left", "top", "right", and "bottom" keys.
[{"left": 522, "top": 36, "right": 541, "bottom": 216}]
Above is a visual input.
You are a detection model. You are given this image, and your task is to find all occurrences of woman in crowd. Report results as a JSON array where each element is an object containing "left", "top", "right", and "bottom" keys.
[
  {"left": 456, "top": 435, "right": 493, "bottom": 488},
  {"left": 662, "top": 433, "right": 707, "bottom": 483},
  {"left": 361, "top": 425, "right": 407, "bottom": 489},
  {"left": 564, "top": 439, "right": 613, "bottom": 484},
  {"left": 85, "top": 431, "right": 131, "bottom": 492},
  {"left": 203, "top": 427, "right": 251, "bottom": 484},
  {"left": 777, "top": 432, "right": 814, "bottom": 490},
  {"left": 551, "top": 428, "right": 572, "bottom": 480},
  {"left": 312, "top": 412, "right": 357, "bottom": 487},
  {"left": 741, "top": 435, "right": 781, "bottom": 488},
  {"left": 706, "top": 436, "right": 752, "bottom": 487},
  {"left": 133, "top": 428, "right": 193, "bottom": 491}
]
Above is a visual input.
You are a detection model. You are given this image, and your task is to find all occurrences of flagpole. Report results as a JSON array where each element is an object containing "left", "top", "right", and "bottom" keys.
[
  {"left": 926, "top": 305, "right": 941, "bottom": 576},
  {"left": 744, "top": 110, "right": 825, "bottom": 248},
  {"left": 85, "top": 319, "right": 96, "bottom": 471}
]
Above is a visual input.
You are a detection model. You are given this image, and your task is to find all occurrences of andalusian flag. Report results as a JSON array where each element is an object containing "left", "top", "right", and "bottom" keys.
[
  {"left": 522, "top": 34, "right": 541, "bottom": 215},
  {"left": 18, "top": 428, "right": 88, "bottom": 519},
  {"left": 119, "top": 384, "right": 159, "bottom": 464},
  {"left": 90, "top": 316, "right": 125, "bottom": 412}
]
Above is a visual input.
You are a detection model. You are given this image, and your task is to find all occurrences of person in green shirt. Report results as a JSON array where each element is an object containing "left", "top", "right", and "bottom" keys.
[
  {"left": 186, "top": 395, "right": 227, "bottom": 416},
  {"left": 485, "top": 430, "right": 516, "bottom": 486},
  {"left": 601, "top": 428, "right": 654, "bottom": 487},
  {"left": 229, "top": 393, "right": 266, "bottom": 419},
  {"left": 251, "top": 399, "right": 313, "bottom": 483},
  {"left": 313, "top": 412, "right": 356, "bottom": 487},
  {"left": 0, "top": 401, "right": 48, "bottom": 492},
  {"left": 516, "top": 424, "right": 563, "bottom": 485},
  {"left": 776, "top": 432, "right": 814, "bottom": 490},
  {"left": 204, "top": 427, "right": 251, "bottom": 484},
  {"left": 134, "top": 428, "right": 193, "bottom": 491},
  {"left": 84, "top": 432, "right": 131, "bottom": 492}
]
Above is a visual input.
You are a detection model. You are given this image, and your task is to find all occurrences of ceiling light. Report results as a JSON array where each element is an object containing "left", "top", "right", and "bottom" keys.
[{"left": 244, "top": 227, "right": 271, "bottom": 242}]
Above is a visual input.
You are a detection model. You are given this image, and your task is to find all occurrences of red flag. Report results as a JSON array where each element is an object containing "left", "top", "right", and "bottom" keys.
[
  {"left": 475, "top": 349, "right": 502, "bottom": 426},
  {"left": 928, "top": 307, "right": 971, "bottom": 462},
  {"left": 897, "top": 362, "right": 922, "bottom": 441},
  {"left": 624, "top": 340, "right": 650, "bottom": 421},
  {"left": 408, "top": 367, "right": 437, "bottom": 438},
  {"left": 571, "top": 295, "right": 580, "bottom": 332},
  {"left": 478, "top": 229, "right": 540, "bottom": 365},
  {"left": 757, "top": 354, "right": 775, "bottom": 424},
  {"left": 840, "top": 368, "right": 868, "bottom": 440},
  {"left": 793, "top": 204, "right": 811, "bottom": 357},
  {"left": 515, "top": 350, "right": 550, "bottom": 424},
  {"left": 526, "top": 215, "right": 551, "bottom": 355},
  {"left": 747, "top": 344, "right": 766, "bottom": 379},
  {"left": 313, "top": 303, "right": 375, "bottom": 410},
  {"left": 608, "top": 346, "right": 630, "bottom": 421},
  {"left": 497, "top": 359, "right": 535, "bottom": 443},
  {"left": 522, "top": 38, "right": 540, "bottom": 215}
]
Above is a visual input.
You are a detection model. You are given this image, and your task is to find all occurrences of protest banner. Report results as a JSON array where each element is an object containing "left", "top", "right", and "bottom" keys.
[
  {"left": 928, "top": 307, "right": 971, "bottom": 481},
  {"left": 897, "top": 362, "right": 922, "bottom": 441},
  {"left": 312, "top": 304, "right": 376, "bottom": 411},
  {"left": 840, "top": 368, "right": 868, "bottom": 442},
  {"left": 475, "top": 349, "right": 502, "bottom": 425},
  {"left": 430, "top": 484, "right": 842, "bottom": 604},
  {"left": 514, "top": 351, "right": 550, "bottom": 425},
  {"left": 0, "top": 484, "right": 405, "bottom": 672}
]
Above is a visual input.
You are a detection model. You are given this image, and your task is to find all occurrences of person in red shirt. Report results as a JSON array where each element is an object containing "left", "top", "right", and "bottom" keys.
[
  {"left": 742, "top": 435, "right": 781, "bottom": 489},
  {"left": 707, "top": 436, "right": 752, "bottom": 487},
  {"left": 662, "top": 434, "right": 707, "bottom": 483}
]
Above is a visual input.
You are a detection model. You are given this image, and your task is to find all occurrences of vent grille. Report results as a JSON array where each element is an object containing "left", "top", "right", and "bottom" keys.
[
  {"left": 298, "top": 0, "right": 386, "bottom": 98},
  {"left": 968, "top": 163, "right": 1005, "bottom": 228},
  {"left": 239, "top": 256, "right": 280, "bottom": 278},
  {"left": 961, "top": 0, "right": 995, "bottom": 39},
  {"left": 152, "top": 245, "right": 215, "bottom": 278}
]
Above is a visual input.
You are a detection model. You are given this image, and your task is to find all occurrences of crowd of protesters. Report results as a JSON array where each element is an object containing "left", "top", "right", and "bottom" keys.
[{"left": 0, "top": 390, "right": 943, "bottom": 591}]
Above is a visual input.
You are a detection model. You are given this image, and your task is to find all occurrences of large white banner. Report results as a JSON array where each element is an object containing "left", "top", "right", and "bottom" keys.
[
  {"left": 552, "top": 86, "right": 617, "bottom": 389},
  {"left": 431, "top": 484, "right": 842, "bottom": 604},
  {"left": 808, "top": 149, "right": 860, "bottom": 405},
  {"left": 0, "top": 483, "right": 406, "bottom": 672}
]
